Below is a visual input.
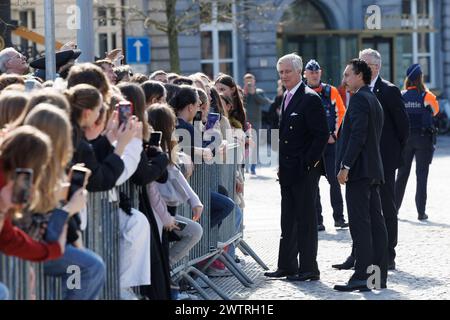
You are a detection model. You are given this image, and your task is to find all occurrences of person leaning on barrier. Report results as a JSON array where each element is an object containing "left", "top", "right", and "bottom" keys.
[
  {"left": 0, "top": 126, "right": 77, "bottom": 262},
  {"left": 171, "top": 85, "right": 213, "bottom": 162},
  {"left": 147, "top": 103, "right": 204, "bottom": 267},
  {"left": 21, "top": 105, "right": 103, "bottom": 301},
  {"left": 115, "top": 93, "right": 172, "bottom": 300},
  {"left": 395, "top": 64, "right": 439, "bottom": 221}
]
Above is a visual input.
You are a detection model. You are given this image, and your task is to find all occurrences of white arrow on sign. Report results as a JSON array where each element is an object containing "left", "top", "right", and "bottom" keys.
[{"left": 133, "top": 40, "right": 143, "bottom": 62}]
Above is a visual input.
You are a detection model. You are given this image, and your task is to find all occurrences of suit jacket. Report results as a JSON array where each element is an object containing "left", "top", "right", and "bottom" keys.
[
  {"left": 336, "top": 86, "right": 384, "bottom": 183},
  {"left": 373, "top": 77, "right": 410, "bottom": 171},
  {"left": 278, "top": 82, "right": 329, "bottom": 186}
]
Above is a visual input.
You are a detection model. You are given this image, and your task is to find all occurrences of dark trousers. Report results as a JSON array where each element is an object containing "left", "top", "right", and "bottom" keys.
[
  {"left": 380, "top": 169, "right": 398, "bottom": 263},
  {"left": 395, "top": 134, "right": 434, "bottom": 215},
  {"left": 277, "top": 167, "right": 320, "bottom": 273},
  {"left": 210, "top": 191, "right": 235, "bottom": 228},
  {"left": 315, "top": 144, "right": 344, "bottom": 224},
  {"left": 346, "top": 179, "right": 388, "bottom": 282}
]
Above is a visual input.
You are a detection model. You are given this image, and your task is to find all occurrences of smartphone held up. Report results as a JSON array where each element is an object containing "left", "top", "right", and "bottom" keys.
[
  {"left": 67, "top": 165, "right": 90, "bottom": 201},
  {"left": 116, "top": 101, "right": 133, "bottom": 127},
  {"left": 12, "top": 168, "right": 33, "bottom": 205}
]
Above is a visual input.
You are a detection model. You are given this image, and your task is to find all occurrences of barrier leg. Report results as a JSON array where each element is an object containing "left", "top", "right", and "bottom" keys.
[
  {"left": 221, "top": 251, "right": 254, "bottom": 285},
  {"left": 179, "top": 271, "right": 210, "bottom": 300},
  {"left": 187, "top": 267, "right": 230, "bottom": 300},
  {"left": 238, "top": 240, "right": 269, "bottom": 270},
  {"left": 217, "top": 254, "right": 252, "bottom": 287}
]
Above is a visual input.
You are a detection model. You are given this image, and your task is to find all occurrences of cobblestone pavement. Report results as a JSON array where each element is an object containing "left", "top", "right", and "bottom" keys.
[{"left": 207, "top": 136, "right": 450, "bottom": 300}]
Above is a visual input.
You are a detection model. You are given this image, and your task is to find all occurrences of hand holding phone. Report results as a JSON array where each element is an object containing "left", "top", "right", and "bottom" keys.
[
  {"left": 116, "top": 101, "right": 133, "bottom": 127},
  {"left": 67, "top": 165, "right": 90, "bottom": 201},
  {"left": 12, "top": 168, "right": 33, "bottom": 205},
  {"left": 149, "top": 131, "right": 162, "bottom": 147}
]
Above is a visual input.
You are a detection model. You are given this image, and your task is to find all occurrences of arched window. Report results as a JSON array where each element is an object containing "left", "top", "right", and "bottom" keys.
[{"left": 278, "top": 0, "right": 328, "bottom": 34}]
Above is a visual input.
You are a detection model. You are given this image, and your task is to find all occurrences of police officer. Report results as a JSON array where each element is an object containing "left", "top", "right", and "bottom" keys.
[
  {"left": 304, "top": 59, "right": 348, "bottom": 231},
  {"left": 395, "top": 64, "right": 439, "bottom": 220}
]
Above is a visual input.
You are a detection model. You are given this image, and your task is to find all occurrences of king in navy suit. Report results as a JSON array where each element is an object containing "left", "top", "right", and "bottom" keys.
[{"left": 264, "top": 53, "right": 329, "bottom": 281}]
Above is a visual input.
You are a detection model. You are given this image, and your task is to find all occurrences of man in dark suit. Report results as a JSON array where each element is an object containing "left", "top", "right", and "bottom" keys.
[
  {"left": 264, "top": 53, "right": 329, "bottom": 281},
  {"left": 333, "top": 49, "right": 409, "bottom": 271},
  {"left": 334, "top": 59, "right": 388, "bottom": 291},
  {"left": 360, "top": 49, "right": 409, "bottom": 270}
]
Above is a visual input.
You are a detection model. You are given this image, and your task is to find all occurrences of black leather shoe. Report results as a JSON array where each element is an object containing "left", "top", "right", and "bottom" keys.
[
  {"left": 332, "top": 256, "right": 355, "bottom": 270},
  {"left": 418, "top": 213, "right": 428, "bottom": 220},
  {"left": 317, "top": 224, "right": 326, "bottom": 232},
  {"left": 334, "top": 279, "right": 371, "bottom": 292},
  {"left": 264, "top": 269, "right": 296, "bottom": 278},
  {"left": 287, "top": 272, "right": 320, "bottom": 282},
  {"left": 334, "top": 219, "right": 349, "bottom": 228}
]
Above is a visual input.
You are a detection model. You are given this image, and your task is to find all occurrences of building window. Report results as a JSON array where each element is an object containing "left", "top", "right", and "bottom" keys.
[
  {"left": 99, "top": 33, "right": 108, "bottom": 57},
  {"left": 200, "top": 1, "right": 237, "bottom": 80},
  {"left": 401, "top": 0, "right": 435, "bottom": 88},
  {"left": 95, "top": 5, "right": 122, "bottom": 58},
  {"left": 98, "top": 7, "right": 107, "bottom": 27},
  {"left": 13, "top": 9, "right": 37, "bottom": 58}
]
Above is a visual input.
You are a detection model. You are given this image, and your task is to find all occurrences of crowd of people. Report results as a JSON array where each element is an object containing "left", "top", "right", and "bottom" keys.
[
  {"left": 0, "top": 42, "right": 440, "bottom": 298},
  {"left": 0, "top": 44, "right": 267, "bottom": 300}
]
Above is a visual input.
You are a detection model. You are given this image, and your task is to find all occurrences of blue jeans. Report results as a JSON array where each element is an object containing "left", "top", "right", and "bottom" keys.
[
  {"left": 0, "top": 282, "right": 8, "bottom": 300},
  {"left": 210, "top": 191, "right": 235, "bottom": 228},
  {"left": 44, "top": 245, "right": 106, "bottom": 300},
  {"left": 228, "top": 205, "right": 243, "bottom": 259}
]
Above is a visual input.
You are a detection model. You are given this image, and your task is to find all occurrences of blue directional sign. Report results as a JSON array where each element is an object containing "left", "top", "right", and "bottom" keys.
[{"left": 126, "top": 37, "right": 150, "bottom": 64}]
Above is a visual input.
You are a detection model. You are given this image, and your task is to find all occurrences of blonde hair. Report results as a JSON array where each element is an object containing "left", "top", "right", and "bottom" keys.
[
  {"left": 0, "top": 125, "right": 52, "bottom": 211},
  {"left": 27, "top": 88, "right": 70, "bottom": 114},
  {"left": 0, "top": 90, "right": 30, "bottom": 129},
  {"left": 24, "top": 104, "right": 73, "bottom": 212}
]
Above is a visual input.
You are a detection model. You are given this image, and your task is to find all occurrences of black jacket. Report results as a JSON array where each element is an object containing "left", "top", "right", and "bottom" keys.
[
  {"left": 373, "top": 77, "right": 410, "bottom": 171},
  {"left": 278, "top": 82, "right": 329, "bottom": 186},
  {"left": 131, "top": 143, "right": 170, "bottom": 186},
  {"left": 336, "top": 86, "right": 384, "bottom": 183},
  {"left": 71, "top": 127, "right": 124, "bottom": 192},
  {"left": 67, "top": 127, "right": 124, "bottom": 243}
]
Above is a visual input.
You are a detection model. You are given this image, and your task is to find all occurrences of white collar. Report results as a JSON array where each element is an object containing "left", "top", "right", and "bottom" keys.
[
  {"left": 286, "top": 81, "right": 303, "bottom": 97},
  {"left": 370, "top": 75, "right": 379, "bottom": 91}
]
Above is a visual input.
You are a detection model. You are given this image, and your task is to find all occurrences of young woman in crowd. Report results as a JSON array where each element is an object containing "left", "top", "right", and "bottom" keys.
[
  {"left": 147, "top": 103, "right": 204, "bottom": 265},
  {"left": 23, "top": 104, "right": 93, "bottom": 300},
  {"left": 0, "top": 90, "right": 29, "bottom": 129},
  {"left": 117, "top": 82, "right": 173, "bottom": 300},
  {"left": 0, "top": 126, "right": 86, "bottom": 299},
  {"left": 141, "top": 80, "right": 167, "bottom": 107}
]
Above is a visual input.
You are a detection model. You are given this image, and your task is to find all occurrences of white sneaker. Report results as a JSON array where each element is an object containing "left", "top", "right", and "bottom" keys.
[
  {"left": 205, "top": 266, "right": 233, "bottom": 277},
  {"left": 120, "top": 287, "right": 139, "bottom": 300}
]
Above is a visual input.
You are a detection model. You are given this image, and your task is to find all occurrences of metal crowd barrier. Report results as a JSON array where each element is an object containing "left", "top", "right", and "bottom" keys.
[
  {"left": 0, "top": 255, "right": 29, "bottom": 300},
  {"left": 0, "top": 159, "right": 267, "bottom": 300}
]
